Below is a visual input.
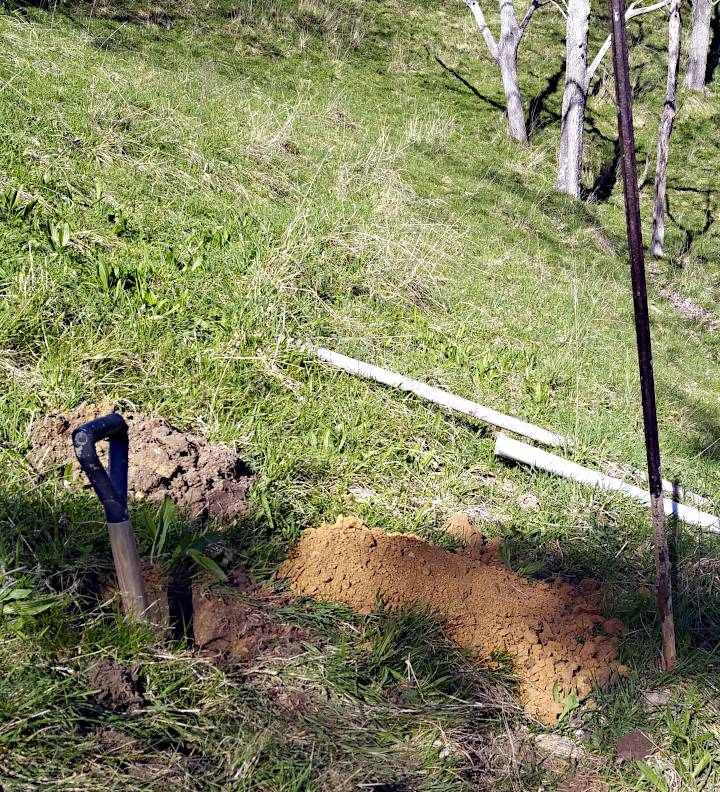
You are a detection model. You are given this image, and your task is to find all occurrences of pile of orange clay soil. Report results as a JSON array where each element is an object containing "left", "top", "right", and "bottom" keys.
[{"left": 279, "top": 515, "right": 629, "bottom": 723}]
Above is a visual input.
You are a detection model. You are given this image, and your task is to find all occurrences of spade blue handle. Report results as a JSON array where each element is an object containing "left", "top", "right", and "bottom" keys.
[{"left": 72, "top": 413, "right": 129, "bottom": 523}]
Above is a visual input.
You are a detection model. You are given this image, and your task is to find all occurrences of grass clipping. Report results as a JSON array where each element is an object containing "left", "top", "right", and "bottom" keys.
[{"left": 280, "top": 516, "right": 629, "bottom": 723}]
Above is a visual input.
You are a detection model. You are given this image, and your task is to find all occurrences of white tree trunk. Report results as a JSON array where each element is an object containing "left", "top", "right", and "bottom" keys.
[
  {"left": 686, "top": 0, "right": 711, "bottom": 90},
  {"left": 464, "top": 0, "right": 533, "bottom": 142},
  {"left": 554, "top": 0, "right": 670, "bottom": 198},
  {"left": 556, "top": 0, "right": 591, "bottom": 195},
  {"left": 499, "top": 46, "right": 528, "bottom": 141},
  {"left": 497, "top": 0, "right": 528, "bottom": 141},
  {"left": 650, "top": 0, "right": 681, "bottom": 257}
]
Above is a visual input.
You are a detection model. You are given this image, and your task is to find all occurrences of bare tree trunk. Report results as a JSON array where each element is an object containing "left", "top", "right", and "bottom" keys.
[
  {"left": 499, "top": 47, "right": 528, "bottom": 141},
  {"left": 651, "top": 0, "right": 682, "bottom": 256},
  {"left": 554, "top": 0, "right": 670, "bottom": 198},
  {"left": 464, "top": 0, "right": 541, "bottom": 142},
  {"left": 686, "top": 0, "right": 711, "bottom": 90},
  {"left": 497, "top": 0, "right": 528, "bottom": 141},
  {"left": 557, "top": 0, "right": 591, "bottom": 195}
]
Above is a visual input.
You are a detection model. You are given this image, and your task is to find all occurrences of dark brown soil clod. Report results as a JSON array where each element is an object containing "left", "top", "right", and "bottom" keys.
[
  {"left": 616, "top": 730, "right": 653, "bottom": 762},
  {"left": 30, "top": 405, "right": 253, "bottom": 524},
  {"left": 191, "top": 570, "right": 307, "bottom": 663},
  {"left": 88, "top": 660, "right": 144, "bottom": 712}
]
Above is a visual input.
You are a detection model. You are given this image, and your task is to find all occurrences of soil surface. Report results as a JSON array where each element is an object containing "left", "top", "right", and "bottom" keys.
[
  {"left": 616, "top": 730, "right": 653, "bottom": 762},
  {"left": 279, "top": 516, "right": 629, "bottom": 723},
  {"left": 557, "top": 775, "right": 608, "bottom": 792},
  {"left": 192, "top": 568, "right": 307, "bottom": 663},
  {"left": 88, "top": 660, "right": 144, "bottom": 711},
  {"left": 661, "top": 288, "right": 720, "bottom": 331},
  {"left": 143, "top": 561, "right": 172, "bottom": 634},
  {"left": 442, "top": 512, "right": 485, "bottom": 549},
  {"left": 30, "top": 404, "right": 253, "bottom": 524}
]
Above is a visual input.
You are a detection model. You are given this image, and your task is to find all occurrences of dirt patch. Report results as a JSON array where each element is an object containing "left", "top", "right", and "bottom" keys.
[
  {"left": 30, "top": 404, "right": 253, "bottom": 524},
  {"left": 142, "top": 561, "right": 171, "bottom": 633},
  {"left": 79, "top": 561, "right": 171, "bottom": 633},
  {"left": 279, "top": 516, "right": 628, "bottom": 723},
  {"left": 95, "top": 726, "right": 142, "bottom": 755},
  {"left": 616, "top": 730, "right": 653, "bottom": 762},
  {"left": 192, "top": 568, "right": 307, "bottom": 663},
  {"left": 557, "top": 774, "right": 608, "bottom": 792},
  {"left": 661, "top": 289, "right": 720, "bottom": 331},
  {"left": 88, "top": 660, "right": 143, "bottom": 712}
]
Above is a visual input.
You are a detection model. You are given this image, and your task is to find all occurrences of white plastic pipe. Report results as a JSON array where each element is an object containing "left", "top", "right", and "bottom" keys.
[
  {"left": 650, "top": 477, "right": 711, "bottom": 508},
  {"left": 303, "top": 344, "right": 712, "bottom": 509},
  {"left": 495, "top": 434, "right": 719, "bottom": 531},
  {"left": 304, "top": 344, "right": 567, "bottom": 447}
]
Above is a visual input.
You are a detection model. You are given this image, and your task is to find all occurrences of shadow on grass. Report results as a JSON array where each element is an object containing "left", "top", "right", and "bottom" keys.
[
  {"left": 431, "top": 51, "right": 506, "bottom": 113},
  {"left": 666, "top": 183, "right": 717, "bottom": 261},
  {"left": 664, "top": 384, "right": 720, "bottom": 462},
  {"left": 0, "top": 479, "right": 522, "bottom": 790},
  {"left": 581, "top": 114, "right": 621, "bottom": 203},
  {"left": 527, "top": 62, "right": 564, "bottom": 137}
]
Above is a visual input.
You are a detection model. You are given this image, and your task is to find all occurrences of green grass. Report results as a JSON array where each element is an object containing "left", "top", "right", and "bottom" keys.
[{"left": 1, "top": 0, "right": 720, "bottom": 788}]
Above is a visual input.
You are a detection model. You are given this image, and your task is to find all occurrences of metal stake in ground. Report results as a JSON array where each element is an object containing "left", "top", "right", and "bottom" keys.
[
  {"left": 73, "top": 413, "right": 148, "bottom": 620},
  {"left": 608, "top": 0, "right": 677, "bottom": 670}
]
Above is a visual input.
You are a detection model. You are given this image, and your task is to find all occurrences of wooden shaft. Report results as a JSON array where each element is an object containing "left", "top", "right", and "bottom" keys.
[
  {"left": 107, "top": 520, "right": 149, "bottom": 619},
  {"left": 609, "top": 0, "right": 677, "bottom": 671}
]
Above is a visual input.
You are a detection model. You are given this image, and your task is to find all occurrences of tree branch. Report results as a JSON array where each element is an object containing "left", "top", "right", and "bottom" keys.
[
  {"left": 464, "top": 0, "right": 500, "bottom": 61},
  {"left": 546, "top": 0, "right": 569, "bottom": 20},
  {"left": 586, "top": 0, "right": 670, "bottom": 83},
  {"left": 518, "top": 0, "right": 549, "bottom": 34}
]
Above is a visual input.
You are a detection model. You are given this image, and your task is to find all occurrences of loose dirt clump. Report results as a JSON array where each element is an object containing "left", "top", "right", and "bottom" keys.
[
  {"left": 442, "top": 512, "right": 485, "bottom": 549},
  {"left": 279, "top": 516, "right": 628, "bottom": 723},
  {"left": 192, "top": 568, "right": 307, "bottom": 663},
  {"left": 30, "top": 404, "right": 253, "bottom": 524},
  {"left": 88, "top": 660, "right": 144, "bottom": 712},
  {"left": 616, "top": 730, "right": 653, "bottom": 762}
]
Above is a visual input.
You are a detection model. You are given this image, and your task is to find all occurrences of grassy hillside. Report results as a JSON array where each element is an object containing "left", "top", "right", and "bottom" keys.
[{"left": 1, "top": 0, "right": 720, "bottom": 789}]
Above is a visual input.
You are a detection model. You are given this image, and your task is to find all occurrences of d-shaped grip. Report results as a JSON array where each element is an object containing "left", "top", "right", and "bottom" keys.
[{"left": 72, "top": 413, "right": 129, "bottom": 523}]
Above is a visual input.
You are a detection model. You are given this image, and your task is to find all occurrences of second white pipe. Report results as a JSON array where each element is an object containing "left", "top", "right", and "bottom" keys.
[
  {"left": 495, "top": 434, "right": 719, "bottom": 531},
  {"left": 305, "top": 343, "right": 711, "bottom": 508}
]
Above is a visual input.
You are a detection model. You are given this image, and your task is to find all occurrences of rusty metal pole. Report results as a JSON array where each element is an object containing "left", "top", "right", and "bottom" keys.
[{"left": 608, "top": 0, "right": 677, "bottom": 670}]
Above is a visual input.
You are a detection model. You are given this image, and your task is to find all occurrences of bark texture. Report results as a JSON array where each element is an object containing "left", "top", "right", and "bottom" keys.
[
  {"left": 464, "top": 0, "right": 541, "bottom": 142},
  {"left": 555, "top": 0, "right": 670, "bottom": 197},
  {"left": 650, "top": 0, "right": 681, "bottom": 257},
  {"left": 686, "top": 0, "right": 711, "bottom": 90},
  {"left": 557, "top": 0, "right": 591, "bottom": 195},
  {"left": 500, "top": 48, "right": 527, "bottom": 141}
]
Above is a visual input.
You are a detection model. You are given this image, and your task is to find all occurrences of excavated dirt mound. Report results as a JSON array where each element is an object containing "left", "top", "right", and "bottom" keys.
[
  {"left": 279, "top": 516, "right": 629, "bottom": 723},
  {"left": 30, "top": 405, "right": 253, "bottom": 524}
]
